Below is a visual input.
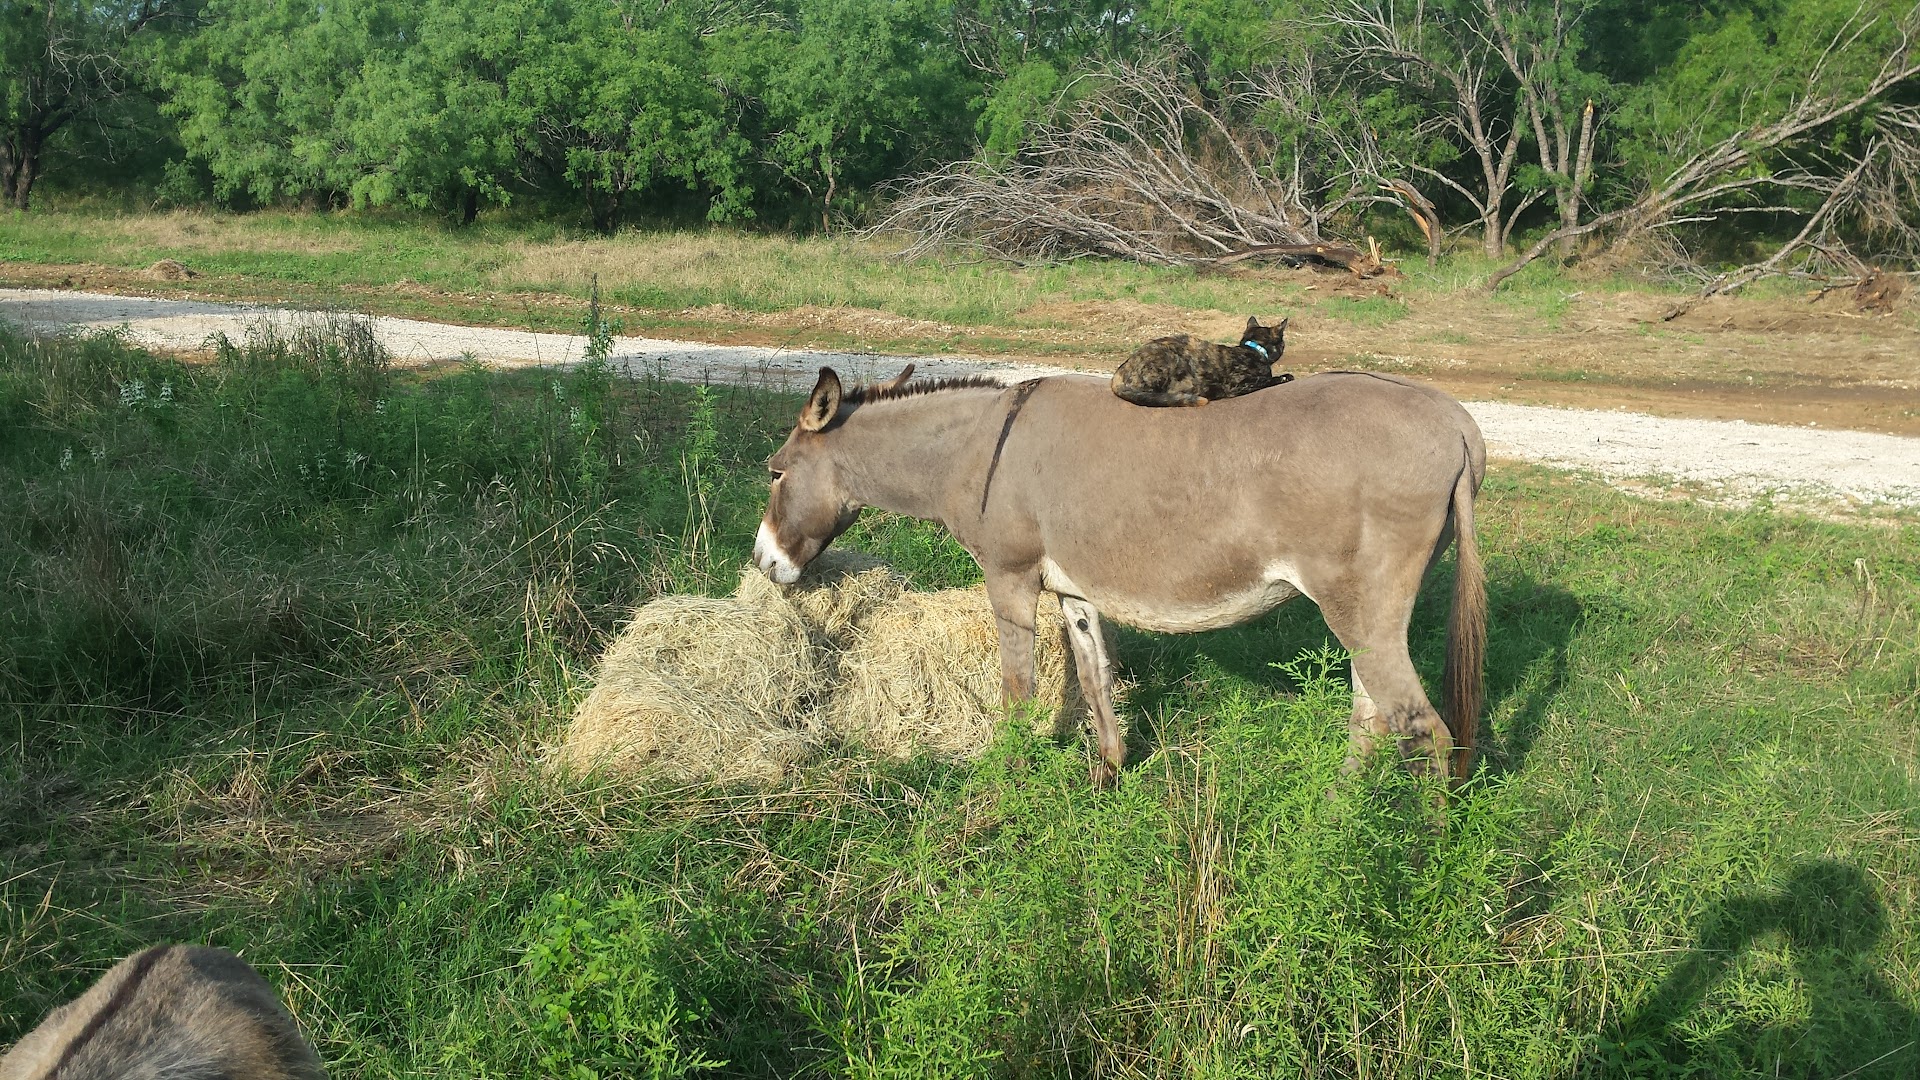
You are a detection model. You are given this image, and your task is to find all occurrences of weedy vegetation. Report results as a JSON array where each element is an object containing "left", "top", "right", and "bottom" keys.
[{"left": 1, "top": 316, "right": 1916, "bottom": 1078}]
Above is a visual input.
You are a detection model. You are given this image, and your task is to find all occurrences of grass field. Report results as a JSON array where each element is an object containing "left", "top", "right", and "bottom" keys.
[
  {"left": 7, "top": 207, "right": 1919, "bottom": 437},
  {"left": 2, "top": 313, "right": 1917, "bottom": 1078},
  {"left": 0, "top": 206, "right": 1410, "bottom": 333}
]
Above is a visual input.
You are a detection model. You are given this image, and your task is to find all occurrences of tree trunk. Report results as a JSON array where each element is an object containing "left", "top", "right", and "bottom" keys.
[
  {"left": 7, "top": 150, "right": 37, "bottom": 211},
  {"left": 1556, "top": 100, "right": 1596, "bottom": 257},
  {"left": 2, "top": 130, "right": 43, "bottom": 211},
  {"left": 588, "top": 187, "right": 622, "bottom": 233},
  {"left": 821, "top": 158, "right": 837, "bottom": 234},
  {"left": 1482, "top": 207, "right": 1504, "bottom": 258},
  {"left": 1208, "top": 242, "right": 1384, "bottom": 274},
  {"left": 1381, "top": 180, "right": 1442, "bottom": 266},
  {"left": 460, "top": 187, "right": 480, "bottom": 226}
]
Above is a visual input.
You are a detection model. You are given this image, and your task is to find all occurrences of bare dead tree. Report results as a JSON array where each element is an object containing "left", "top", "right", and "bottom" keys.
[
  {"left": 1237, "top": 49, "right": 1452, "bottom": 266},
  {"left": 1327, "top": 0, "right": 1543, "bottom": 258},
  {"left": 1480, "top": 1, "right": 1602, "bottom": 255},
  {"left": 1487, "top": 7, "right": 1920, "bottom": 293},
  {"left": 868, "top": 55, "right": 1373, "bottom": 268}
]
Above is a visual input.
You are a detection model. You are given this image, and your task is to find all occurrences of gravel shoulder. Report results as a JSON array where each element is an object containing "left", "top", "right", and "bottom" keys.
[{"left": 6, "top": 287, "right": 1918, "bottom": 513}]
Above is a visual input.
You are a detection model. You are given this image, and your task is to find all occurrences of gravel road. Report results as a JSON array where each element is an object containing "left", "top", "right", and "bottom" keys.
[{"left": 6, "top": 287, "right": 1917, "bottom": 512}]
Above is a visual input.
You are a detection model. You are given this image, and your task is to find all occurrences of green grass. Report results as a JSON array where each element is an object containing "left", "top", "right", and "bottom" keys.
[
  {"left": 1, "top": 316, "right": 1917, "bottom": 1078},
  {"left": 0, "top": 208, "right": 1317, "bottom": 330},
  {"left": 0, "top": 207, "right": 1675, "bottom": 348}
]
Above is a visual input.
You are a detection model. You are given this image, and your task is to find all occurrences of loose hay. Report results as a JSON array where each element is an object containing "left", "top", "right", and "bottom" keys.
[
  {"left": 733, "top": 550, "right": 904, "bottom": 652},
  {"left": 554, "top": 550, "right": 1095, "bottom": 784},
  {"left": 818, "top": 590, "right": 1084, "bottom": 760}
]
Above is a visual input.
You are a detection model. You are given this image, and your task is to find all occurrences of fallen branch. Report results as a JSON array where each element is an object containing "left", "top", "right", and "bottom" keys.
[
  {"left": 1208, "top": 242, "right": 1386, "bottom": 275},
  {"left": 870, "top": 55, "right": 1359, "bottom": 265}
]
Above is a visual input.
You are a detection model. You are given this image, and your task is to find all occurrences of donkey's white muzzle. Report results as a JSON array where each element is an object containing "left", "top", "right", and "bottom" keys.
[{"left": 754, "top": 520, "right": 802, "bottom": 585}]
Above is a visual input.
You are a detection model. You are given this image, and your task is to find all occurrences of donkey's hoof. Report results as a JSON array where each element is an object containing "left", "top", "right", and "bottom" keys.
[{"left": 1089, "top": 759, "right": 1119, "bottom": 790}]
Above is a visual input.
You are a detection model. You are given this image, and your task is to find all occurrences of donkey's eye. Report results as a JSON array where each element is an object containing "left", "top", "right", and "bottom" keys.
[{"left": 769, "top": 469, "right": 784, "bottom": 483}]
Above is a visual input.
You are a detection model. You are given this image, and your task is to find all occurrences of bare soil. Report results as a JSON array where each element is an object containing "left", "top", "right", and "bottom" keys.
[{"left": 6, "top": 260, "right": 1917, "bottom": 435}]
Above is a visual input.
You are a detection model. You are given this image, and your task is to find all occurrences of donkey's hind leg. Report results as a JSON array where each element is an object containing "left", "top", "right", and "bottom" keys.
[
  {"left": 1315, "top": 580, "right": 1453, "bottom": 778},
  {"left": 1059, "top": 596, "right": 1124, "bottom": 789}
]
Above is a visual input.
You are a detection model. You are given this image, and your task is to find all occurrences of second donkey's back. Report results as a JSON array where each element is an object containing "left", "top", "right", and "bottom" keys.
[{"left": 0, "top": 944, "right": 327, "bottom": 1080}]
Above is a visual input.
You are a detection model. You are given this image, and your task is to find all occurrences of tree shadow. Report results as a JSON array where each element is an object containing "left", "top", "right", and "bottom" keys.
[
  {"left": 1107, "top": 564, "right": 1582, "bottom": 773},
  {"left": 1589, "top": 858, "right": 1919, "bottom": 1079}
]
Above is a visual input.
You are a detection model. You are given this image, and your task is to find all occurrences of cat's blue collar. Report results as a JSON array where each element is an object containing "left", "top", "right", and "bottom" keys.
[{"left": 1241, "top": 340, "right": 1269, "bottom": 358}]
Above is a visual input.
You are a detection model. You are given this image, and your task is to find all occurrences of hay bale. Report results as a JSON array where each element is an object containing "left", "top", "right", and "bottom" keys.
[
  {"left": 818, "top": 588, "right": 1088, "bottom": 761},
  {"left": 555, "top": 551, "right": 1097, "bottom": 784},
  {"left": 733, "top": 550, "right": 905, "bottom": 651},
  {"left": 554, "top": 594, "right": 819, "bottom": 783}
]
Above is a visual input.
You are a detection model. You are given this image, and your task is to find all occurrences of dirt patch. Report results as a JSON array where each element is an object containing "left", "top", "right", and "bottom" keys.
[
  {"left": 1017, "top": 299, "right": 1247, "bottom": 342},
  {"left": 144, "top": 258, "right": 197, "bottom": 281},
  {"left": 693, "top": 302, "right": 959, "bottom": 340}
]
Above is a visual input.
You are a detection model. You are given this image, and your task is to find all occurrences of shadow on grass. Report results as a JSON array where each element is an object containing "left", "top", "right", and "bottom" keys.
[
  {"left": 1110, "top": 565, "right": 1582, "bottom": 775},
  {"left": 1587, "top": 858, "right": 1919, "bottom": 1079}
]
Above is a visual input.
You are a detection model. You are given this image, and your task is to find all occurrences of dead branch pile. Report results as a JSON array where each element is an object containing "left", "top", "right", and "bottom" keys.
[
  {"left": 869, "top": 56, "right": 1370, "bottom": 269},
  {"left": 553, "top": 552, "right": 1092, "bottom": 784},
  {"left": 1490, "top": 7, "right": 1920, "bottom": 294}
]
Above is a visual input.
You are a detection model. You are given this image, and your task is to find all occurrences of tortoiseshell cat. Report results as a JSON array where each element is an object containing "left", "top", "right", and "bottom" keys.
[{"left": 1110, "top": 316, "right": 1293, "bottom": 407}]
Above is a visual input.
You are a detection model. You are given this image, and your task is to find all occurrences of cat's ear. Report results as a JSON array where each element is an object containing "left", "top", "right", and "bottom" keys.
[
  {"left": 1244, "top": 316, "right": 1262, "bottom": 337},
  {"left": 1276, "top": 317, "right": 1289, "bottom": 336},
  {"left": 800, "top": 367, "right": 843, "bottom": 432}
]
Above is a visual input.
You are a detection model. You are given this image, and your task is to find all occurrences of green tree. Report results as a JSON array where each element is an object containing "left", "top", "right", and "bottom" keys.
[
  {"left": 1615, "top": 0, "right": 1914, "bottom": 188},
  {"left": 153, "top": 0, "right": 394, "bottom": 206},
  {"left": 509, "top": 1, "right": 757, "bottom": 232},
  {"left": 762, "top": 0, "right": 974, "bottom": 230},
  {"left": 334, "top": 0, "right": 527, "bottom": 223},
  {"left": 1, "top": 0, "right": 178, "bottom": 209}
]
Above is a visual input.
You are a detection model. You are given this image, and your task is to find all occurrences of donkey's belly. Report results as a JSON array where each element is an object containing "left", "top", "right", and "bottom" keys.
[{"left": 1042, "top": 558, "right": 1303, "bottom": 634}]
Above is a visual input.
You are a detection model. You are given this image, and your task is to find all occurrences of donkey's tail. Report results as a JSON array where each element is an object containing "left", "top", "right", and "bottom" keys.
[{"left": 1443, "top": 456, "right": 1487, "bottom": 781}]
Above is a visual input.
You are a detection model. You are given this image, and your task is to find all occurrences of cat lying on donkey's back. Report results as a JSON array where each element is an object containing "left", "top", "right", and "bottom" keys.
[{"left": 1111, "top": 316, "right": 1293, "bottom": 407}]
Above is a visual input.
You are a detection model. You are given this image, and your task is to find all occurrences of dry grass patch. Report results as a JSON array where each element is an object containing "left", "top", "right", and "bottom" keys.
[
  {"left": 486, "top": 232, "right": 885, "bottom": 301},
  {"left": 46, "top": 211, "right": 366, "bottom": 259}
]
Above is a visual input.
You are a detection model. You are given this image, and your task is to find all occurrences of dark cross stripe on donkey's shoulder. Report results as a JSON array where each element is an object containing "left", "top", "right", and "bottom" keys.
[{"left": 1110, "top": 316, "right": 1294, "bottom": 407}]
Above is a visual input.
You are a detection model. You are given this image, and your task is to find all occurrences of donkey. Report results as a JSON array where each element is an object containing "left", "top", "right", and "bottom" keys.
[
  {"left": 0, "top": 945, "right": 327, "bottom": 1080},
  {"left": 754, "top": 367, "right": 1487, "bottom": 787}
]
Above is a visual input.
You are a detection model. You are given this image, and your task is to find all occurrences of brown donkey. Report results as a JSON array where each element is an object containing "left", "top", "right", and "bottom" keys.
[
  {"left": 755, "top": 368, "right": 1487, "bottom": 786},
  {"left": 0, "top": 945, "right": 327, "bottom": 1080}
]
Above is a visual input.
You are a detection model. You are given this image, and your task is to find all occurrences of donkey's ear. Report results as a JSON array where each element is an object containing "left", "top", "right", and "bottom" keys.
[
  {"left": 800, "top": 367, "right": 843, "bottom": 432},
  {"left": 877, "top": 363, "right": 915, "bottom": 394}
]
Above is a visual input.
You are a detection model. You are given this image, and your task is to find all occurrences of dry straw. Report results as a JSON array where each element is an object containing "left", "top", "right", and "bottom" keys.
[{"left": 554, "top": 551, "right": 1092, "bottom": 783}]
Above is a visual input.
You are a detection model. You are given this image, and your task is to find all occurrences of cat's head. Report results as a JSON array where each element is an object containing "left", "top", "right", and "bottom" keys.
[{"left": 1242, "top": 316, "right": 1288, "bottom": 359}]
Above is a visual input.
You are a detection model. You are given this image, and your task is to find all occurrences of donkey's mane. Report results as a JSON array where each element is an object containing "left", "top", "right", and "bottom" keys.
[{"left": 844, "top": 374, "right": 1010, "bottom": 406}]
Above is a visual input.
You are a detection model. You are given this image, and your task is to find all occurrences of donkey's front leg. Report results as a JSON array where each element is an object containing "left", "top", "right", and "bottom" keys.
[
  {"left": 984, "top": 568, "right": 1040, "bottom": 704},
  {"left": 1059, "top": 596, "right": 1123, "bottom": 789}
]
